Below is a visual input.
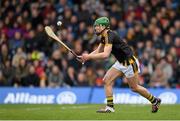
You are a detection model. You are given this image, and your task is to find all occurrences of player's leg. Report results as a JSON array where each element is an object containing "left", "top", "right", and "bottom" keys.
[
  {"left": 97, "top": 65, "right": 123, "bottom": 113},
  {"left": 125, "top": 57, "right": 161, "bottom": 113},
  {"left": 127, "top": 74, "right": 153, "bottom": 100},
  {"left": 127, "top": 74, "right": 161, "bottom": 112},
  {"left": 104, "top": 67, "right": 123, "bottom": 107}
]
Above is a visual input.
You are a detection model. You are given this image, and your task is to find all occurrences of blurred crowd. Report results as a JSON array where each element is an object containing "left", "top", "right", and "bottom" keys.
[{"left": 0, "top": 0, "right": 179, "bottom": 88}]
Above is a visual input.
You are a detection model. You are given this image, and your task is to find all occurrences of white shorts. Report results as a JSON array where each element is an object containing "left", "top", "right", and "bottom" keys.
[{"left": 112, "top": 57, "right": 141, "bottom": 78}]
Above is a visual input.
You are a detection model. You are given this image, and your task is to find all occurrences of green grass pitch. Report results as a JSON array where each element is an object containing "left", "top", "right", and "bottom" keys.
[{"left": 0, "top": 104, "right": 180, "bottom": 120}]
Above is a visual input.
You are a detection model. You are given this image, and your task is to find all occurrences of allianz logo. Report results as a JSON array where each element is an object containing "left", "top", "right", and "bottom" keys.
[
  {"left": 56, "top": 91, "right": 77, "bottom": 104},
  {"left": 3, "top": 91, "right": 77, "bottom": 104},
  {"left": 158, "top": 92, "right": 177, "bottom": 104},
  {"left": 104, "top": 92, "right": 178, "bottom": 104}
]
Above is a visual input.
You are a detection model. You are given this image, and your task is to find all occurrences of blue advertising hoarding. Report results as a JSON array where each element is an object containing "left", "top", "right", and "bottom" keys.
[
  {"left": 0, "top": 88, "right": 91, "bottom": 104},
  {"left": 91, "top": 88, "right": 180, "bottom": 104},
  {"left": 0, "top": 87, "right": 179, "bottom": 104}
]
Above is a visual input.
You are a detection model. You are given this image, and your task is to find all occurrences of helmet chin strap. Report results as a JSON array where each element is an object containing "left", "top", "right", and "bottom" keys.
[{"left": 95, "top": 26, "right": 108, "bottom": 36}]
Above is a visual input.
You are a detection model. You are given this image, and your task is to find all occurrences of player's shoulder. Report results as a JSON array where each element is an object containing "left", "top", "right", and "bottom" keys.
[
  {"left": 108, "top": 30, "right": 117, "bottom": 34},
  {"left": 108, "top": 30, "right": 119, "bottom": 37},
  {"left": 107, "top": 30, "right": 120, "bottom": 39}
]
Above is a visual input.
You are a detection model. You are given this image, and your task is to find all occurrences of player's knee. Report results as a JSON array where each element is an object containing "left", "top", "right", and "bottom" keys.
[{"left": 103, "top": 76, "right": 111, "bottom": 86}]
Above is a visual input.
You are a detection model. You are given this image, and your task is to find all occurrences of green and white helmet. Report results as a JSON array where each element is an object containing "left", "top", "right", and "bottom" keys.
[
  {"left": 93, "top": 17, "right": 110, "bottom": 35},
  {"left": 94, "top": 17, "right": 110, "bottom": 28}
]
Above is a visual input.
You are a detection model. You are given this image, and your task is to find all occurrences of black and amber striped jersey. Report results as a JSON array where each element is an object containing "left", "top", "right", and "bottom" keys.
[{"left": 100, "top": 30, "right": 133, "bottom": 63}]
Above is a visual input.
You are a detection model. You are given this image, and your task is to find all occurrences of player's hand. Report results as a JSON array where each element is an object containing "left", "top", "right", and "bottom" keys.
[
  {"left": 82, "top": 53, "right": 90, "bottom": 61},
  {"left": 77, "top": 56, "right": 85, "bottom": 64}
]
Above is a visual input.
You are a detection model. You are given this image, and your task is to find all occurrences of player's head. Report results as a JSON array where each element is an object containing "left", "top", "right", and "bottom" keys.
[{"left": 94, "top": 17, "right": 110, "bottom": 36}]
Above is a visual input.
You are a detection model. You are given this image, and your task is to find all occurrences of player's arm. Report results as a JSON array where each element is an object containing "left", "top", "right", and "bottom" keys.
[
  {"left": 83, "top": 44, "right": 112, "bottom": 60},
  {"left": 81, "top": 32, "right": 114, "bottom": 62},
  {"left": 89, "top": 43, "right": 104, "bottom": 55}
]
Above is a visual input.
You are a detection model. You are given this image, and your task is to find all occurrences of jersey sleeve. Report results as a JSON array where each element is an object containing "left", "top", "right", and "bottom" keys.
[
  {"left": 106, "top": 32, "right": 114, "bottom": 44},
  {"left": 100, "top": 31, "right": 114, "bottom": 46}
]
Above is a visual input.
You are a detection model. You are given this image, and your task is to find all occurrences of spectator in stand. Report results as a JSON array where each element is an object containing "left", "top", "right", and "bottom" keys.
[
  {"left": 0, "top": 70, "right": 6, "bottom": 86},
  {"left": 12, "top": 47, "right": 27, "bottom": 67},
  {"left": 0, "top": 44, "right": 11, "bottom": 67},
  {"left": 174, "top": 37, "right": 180, "bottom": 57},
  {"left": 51, "top": 49, "right": 62, "bottom": 69},
  {"left": 85, "top": 67, "right": 96, "bottom": 86},
  {"left": 150, "top": 65, "right": 169, "bottom": 88},
  {"left": 117, "top": 21, "right": 127, "bottom": 39},
  {"left": 33, "top": 60, "right": 44, "bottom": 78},
  {"left": 22, "top": 65, "right": 40, "bottom": 87},
  {"left": 0, "top": 32, "right": 8, "bottom": 45},
  {"left": 48, "top": 65, "right": 64, "bottom": 88},
  {"left": 141, "top": 66, "right": 151, "bottom": 87},
  {"left": 12, "top": 57, "right": 29, "bottom": 87},
  {"left": 1, "top": 60, "right": 14, "bottom": 86},
  {"left": 77, "top": 72, "right": 89, "bottom": 86},
  {"left": 9, "top": 31, "right": 24, "bottom": 54},
  {"left": 158, "top": 57, "right": 173, "bottom": 82},
  {"left": 64, "top": 66, "right": 77, "bottom": 86},
  {"left": 95, "top": 67, "right": 105, "bottom": 87}
]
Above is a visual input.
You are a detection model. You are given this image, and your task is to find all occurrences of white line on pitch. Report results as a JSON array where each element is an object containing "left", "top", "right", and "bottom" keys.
[{"left": 60, "top": 106, "right": 91, "bottom": 110}]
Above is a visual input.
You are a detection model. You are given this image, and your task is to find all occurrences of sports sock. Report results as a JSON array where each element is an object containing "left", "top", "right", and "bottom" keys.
[
  {"left": 147, "top": 94, "right": 157, "bottom": 104},
  {"left": 107, "top": 96, "right": 114, "bottom": 108}
]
